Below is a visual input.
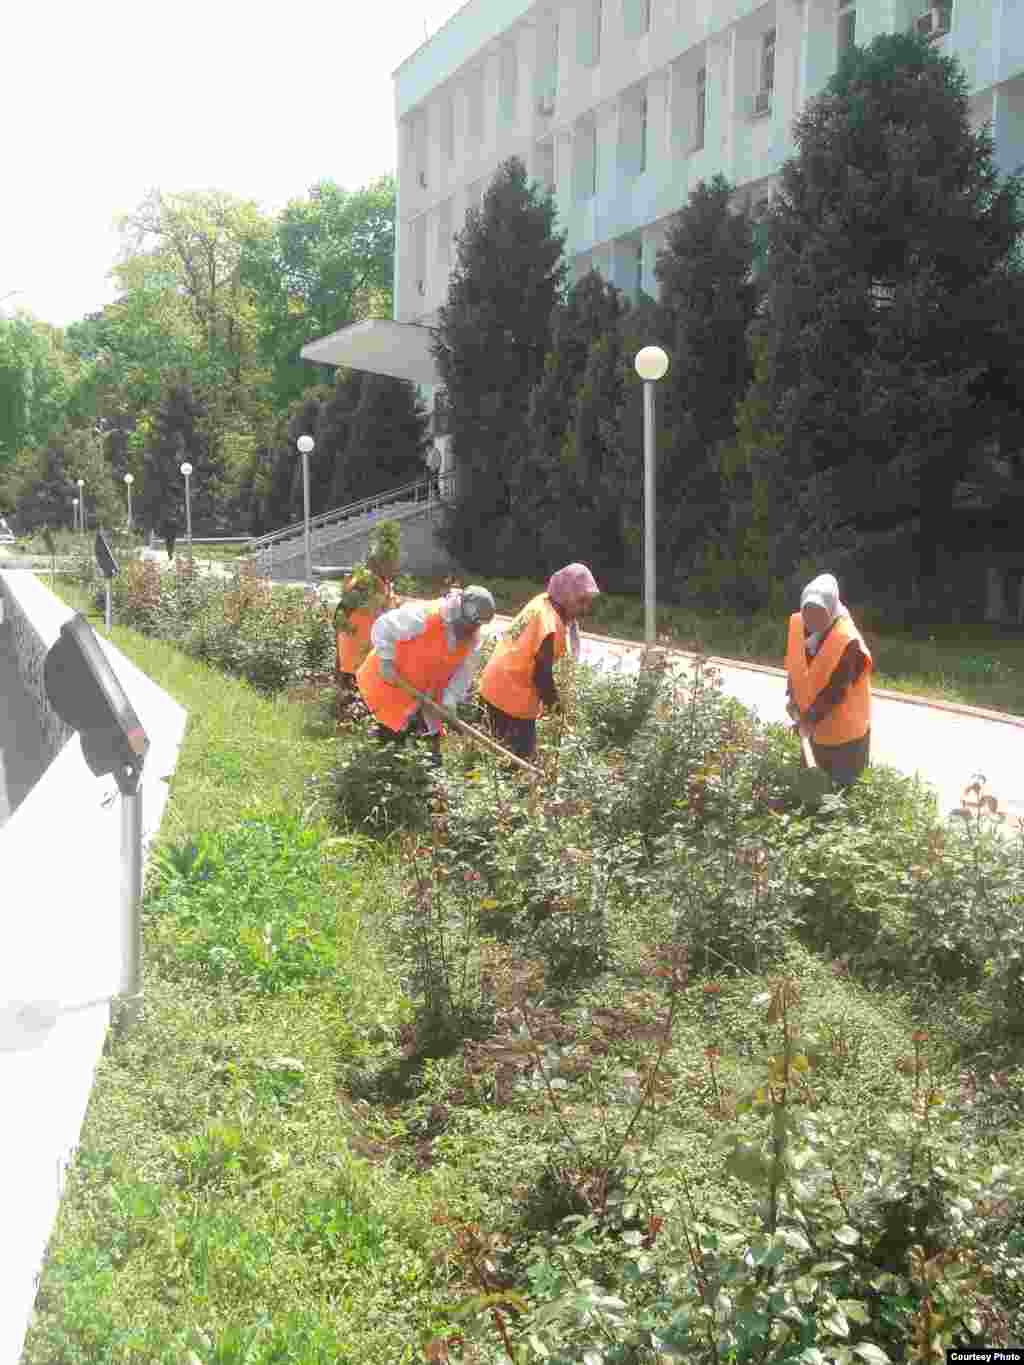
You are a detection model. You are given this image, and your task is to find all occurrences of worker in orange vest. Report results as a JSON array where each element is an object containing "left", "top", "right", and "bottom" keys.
[
  {"left": 357, "top": 585, "right": 496, "bottom": 767},
  {"left": 478, "top": 562, "right": 600, "bottom": 761},
  {"left": 333, "top": 539, "right": 401, "bottom": 700},
  {"left": 785, "top": 573, "right": 873, "bottom": 788}
]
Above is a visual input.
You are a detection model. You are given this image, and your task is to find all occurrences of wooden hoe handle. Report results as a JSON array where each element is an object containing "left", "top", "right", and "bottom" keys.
[{"left": 388, "top": 672, "right": 543, "bottom": 778}]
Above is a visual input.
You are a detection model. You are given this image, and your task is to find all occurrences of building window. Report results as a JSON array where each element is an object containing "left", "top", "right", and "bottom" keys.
[
  {"left": 575, "top": 121, "right": 598, "bottom": 201},
  {"left": 499, "top": 43, "right": 518, "bottom": 124},
  {"left": 623, "top": 0, "right": 651, "bottom": 39},
  {"left": 536, "top": 140, "right": 555, "bottom": 193},
  {"left": 443, "top": 96, "right": 455, "bottom": 164},
  {"left": 437, "top": 199, "right": 453, "bottom": 266},
  {"left": 469, "top": 68, "right": 484, "bottom": 143},
  {"left": 761, "top": 29, "right": 776, "bottom": 96},
  {"left": 838, "top": 3, "right": 856, "bottom": 57},
  {"left": 696, "top": 67, "right": 707, "bottom": 150},
  {"left": 579, "top": 0, "right": 602, "bottom": 67}
]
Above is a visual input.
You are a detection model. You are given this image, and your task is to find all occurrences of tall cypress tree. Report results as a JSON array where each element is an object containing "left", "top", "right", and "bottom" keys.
[
  {"left": 654, "top": 175, "right": 759, "bottom": 577},
  {"left": 760, "top": 31, "right": 1024, "bottom": 614},
  {"left": 499, "top": 270, "right": 627, "bottom": 575},
  {"left": 432, "top": 157, "right": 567, "bottom": 570},
  {"left": 334, "top": 374, "right": 429, "bottom": 505}
]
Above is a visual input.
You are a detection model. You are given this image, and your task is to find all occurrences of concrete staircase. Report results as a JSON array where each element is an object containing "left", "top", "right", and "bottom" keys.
[{"left": 251, "top": 477, "right": 458, "bottom": 582}]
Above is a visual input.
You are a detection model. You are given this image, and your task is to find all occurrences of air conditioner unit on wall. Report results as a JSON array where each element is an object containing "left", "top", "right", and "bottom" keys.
[
  {"left": 418, "top": 171, "right": 427, "bottom": 188},
  {"left": 752, "top": 89, "right": 772, "bottom": 117},
  {"left": 537, "top": 94, "right": 556, "bottom": 116},
  {"left": 417, "top": 280, "right": 425, "bottom": 296}
]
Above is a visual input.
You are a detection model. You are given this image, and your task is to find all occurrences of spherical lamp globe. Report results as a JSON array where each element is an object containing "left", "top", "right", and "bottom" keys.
[
  {"left": 634, "top": 346, "right": 669, "bottom": 382},
  {"left": 297, "top": 435, "right": 315, "bottom": 455}
]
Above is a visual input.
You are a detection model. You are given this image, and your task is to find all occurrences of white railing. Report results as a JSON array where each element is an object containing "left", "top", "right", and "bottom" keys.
[
  {"left": 251, "top": 474, "right": 455, "bottom": 578},
  {"left": 247, "top": 478, "right": 435, "bottom": 556}
]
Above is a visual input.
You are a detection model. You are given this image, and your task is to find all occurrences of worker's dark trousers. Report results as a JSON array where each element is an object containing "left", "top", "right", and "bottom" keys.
[
  {"left": 483, "top": 701, "right": 538, "bottom": 761},
  {"left": 375, "top": 718, "right": 442, "bottom": 769},
  {"left": 810, "top": 729, "right": 871, "bottom": 788}
]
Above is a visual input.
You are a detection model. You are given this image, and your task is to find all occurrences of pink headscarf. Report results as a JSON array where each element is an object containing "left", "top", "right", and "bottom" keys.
[
  {"left": 547, "top": 563, "right": 599, "bottom": 608},
  {"left": 547, "top": 563, "right": 599, "bottom": 660}
]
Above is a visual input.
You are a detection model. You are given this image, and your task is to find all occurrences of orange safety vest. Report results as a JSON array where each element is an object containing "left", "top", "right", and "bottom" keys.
[
  {"left": 357, "top": 601, "right": 474, "bottom": 733},
  {"left": 479, "top": 593, "right": 568, "bottom": 720},
  {"left": 335, "top": 577, "right": 399, "bottom": 676},
  {"left": 785, "top": 612, "right": 873, "bottom": 747}
]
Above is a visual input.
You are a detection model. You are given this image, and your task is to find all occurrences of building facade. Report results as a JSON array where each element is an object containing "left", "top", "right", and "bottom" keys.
[{"left": 394, "top": 0, "right": 1024, "bottom": 336}]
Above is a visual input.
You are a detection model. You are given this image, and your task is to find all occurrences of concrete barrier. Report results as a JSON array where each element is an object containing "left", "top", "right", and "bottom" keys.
[{"left": 0, "top": 570, "right": 189, "bottom": 1365}]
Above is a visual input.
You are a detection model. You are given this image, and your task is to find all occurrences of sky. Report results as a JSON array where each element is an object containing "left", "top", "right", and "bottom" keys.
[{"left": 1, "top": 0, "right": 465, "bottom": 329}]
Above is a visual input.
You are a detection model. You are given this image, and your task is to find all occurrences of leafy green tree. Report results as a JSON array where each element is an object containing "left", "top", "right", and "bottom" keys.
[
  {"left": 0, "top": 314, "right": 74, "bottom": 470},
  {"left": 760, "top": 31, "right": 1024, "bottom": 613},
  {"left": 433, "top": 157, "right": 567, "bottom": 569},
  {"left": 654, "top": 175, "right": 759, "bottom": 576},
  {"left": 240, "top": 179, "right": 396, "bottom": 410}
]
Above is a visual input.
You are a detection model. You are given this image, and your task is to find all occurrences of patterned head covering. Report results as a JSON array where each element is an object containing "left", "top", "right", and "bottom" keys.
[
  {"left": 453, "top": 585, "right": 496, "bottom": 626},
  {"left": 547, "top": 563, "right": 600, "bottom": 608},
  {"left": 800, "top": 574, "right": 848, "bottom": 655}
]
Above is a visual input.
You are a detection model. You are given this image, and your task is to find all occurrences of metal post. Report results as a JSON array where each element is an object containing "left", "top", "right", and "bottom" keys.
[
  {"left": 105, "top": 582, "right": 112, "bottom": 630},
  {"left": 303, "top": 448, "right": 312, "bottom": 586},
  {"left": 117, "top": 783, "right": 143, "bottom": 1031},
  {"left": 643, "top": 379, "right": 656, "bottom": 647},
  {"left": 184, "top": 474, "right": 193, "bottom": 564}
]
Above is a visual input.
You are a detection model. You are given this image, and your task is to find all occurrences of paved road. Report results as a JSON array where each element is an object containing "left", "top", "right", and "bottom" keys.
[{"left": 566, "top": 631, "right": 1024, "bottom": 828}]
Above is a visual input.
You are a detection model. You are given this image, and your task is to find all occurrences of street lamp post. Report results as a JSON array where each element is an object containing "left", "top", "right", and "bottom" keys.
[
  {"left": 124, "top": 473, "right": 134, "bottom": 531},
  {"left": 76, "top": 479, "right": 85, "bottom": 535},
  {"left": 634, "top": 346, "right": 670, "bottom": 647},
  {"left": 297, "top": 435, "right": 315, "bottom": 585},
  {"left": 72, "top": 498, "right": 79, "bottom": 534},
  {"left": 180, "top": 463, "right": 193, "bottom": 564}
]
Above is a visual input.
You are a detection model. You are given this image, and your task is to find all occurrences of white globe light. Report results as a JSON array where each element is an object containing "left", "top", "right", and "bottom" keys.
[
  {"left": 635, "top": 345, "right": 669, "bottom": 382},
  {"left": 124, "top": 473, "right": 134, "bottom": 485},
  {"left": 77, "top": 479, "right": 84, "bottom": 489},
  {"left": 180, "top": 462, "right": 193, "bottom": 477},
  {"left": 297, "top": 435, "right": 315, "bottom": 455}
]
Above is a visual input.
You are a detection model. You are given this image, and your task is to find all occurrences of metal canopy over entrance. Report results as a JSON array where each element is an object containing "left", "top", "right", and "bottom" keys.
[{"left": 300, "top": 319, "right": 442, "bottom": 386}]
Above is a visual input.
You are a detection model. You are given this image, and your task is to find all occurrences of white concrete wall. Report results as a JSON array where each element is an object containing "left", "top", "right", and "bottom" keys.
[
  {"left": 0, "top": 570, "right": 188, "bottom": 1365},
  {"left": 393, "top": 0, "right": 1024, "bottom": 324}
]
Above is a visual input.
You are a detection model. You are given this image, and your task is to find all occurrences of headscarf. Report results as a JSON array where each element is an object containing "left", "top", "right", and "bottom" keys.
[
  {"left": 800, "top": 574, "right": 848, "bottom": 656},
  {"left": 547, "top": 563, "right": 599, "bottom": 659},
  {"left": 445, "top": 585, "right": 496, "bottom": 627}
]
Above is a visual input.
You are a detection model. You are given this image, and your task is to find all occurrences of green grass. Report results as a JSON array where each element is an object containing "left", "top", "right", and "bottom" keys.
[
  {"left": 20, "top": 575, "right": 1024, "bottom": 1363},
  {"left": 403, "top": 573, "right": 1024, "bottom": 718}
]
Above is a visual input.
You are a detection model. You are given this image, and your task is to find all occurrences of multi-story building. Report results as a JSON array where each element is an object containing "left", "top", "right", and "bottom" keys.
[{"left": 303, "top": 0, "right": 1024, "bottom": 528}]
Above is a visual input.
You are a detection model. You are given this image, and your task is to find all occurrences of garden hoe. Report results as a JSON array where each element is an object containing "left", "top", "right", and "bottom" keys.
[
  {"left": 793, "top": 733, "right": 833, "bottom": 808},
  {"left": 389, "top": 674, "right": 544, "bottom": 780}
]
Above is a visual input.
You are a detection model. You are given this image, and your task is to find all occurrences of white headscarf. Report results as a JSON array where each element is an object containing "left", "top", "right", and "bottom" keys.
[{"left": 800, "top": 574, "right": 848, "bottom": 656}]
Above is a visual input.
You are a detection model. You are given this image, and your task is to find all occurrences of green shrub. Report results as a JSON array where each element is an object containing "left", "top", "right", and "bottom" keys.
[{"left": 146, "top": 812, "right": 351, "bottom": 994}]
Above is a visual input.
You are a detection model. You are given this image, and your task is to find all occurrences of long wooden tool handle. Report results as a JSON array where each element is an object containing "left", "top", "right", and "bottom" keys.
[
  {"left": 388, "top": 673, "right": 543, "bottom": 778},
  {"left": 800, "top": 734, "right": 818, "bottom": 770}
]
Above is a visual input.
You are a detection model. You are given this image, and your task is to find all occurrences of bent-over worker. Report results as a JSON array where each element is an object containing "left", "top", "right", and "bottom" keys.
[
  {"left": 334, "top": 543, "right": 401, "bottom": 699},
  {"left": 785, "top": 573, "right": 873, "bottom": 789},
  {"left": 357, "top": 585, "right": 496, "bottom": 768},
  {"left": 478, "top": 562, "right": 600, "bottom": 761}
]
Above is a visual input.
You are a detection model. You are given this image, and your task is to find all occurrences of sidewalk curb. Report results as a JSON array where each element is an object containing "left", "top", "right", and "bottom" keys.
[{"left": 491, "top": 615, "right": 1024, "bottom": 732}]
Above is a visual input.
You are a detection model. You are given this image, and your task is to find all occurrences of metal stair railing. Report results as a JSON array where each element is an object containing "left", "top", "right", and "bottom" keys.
[
  {"left": 252, "top": 474, "right": 454, "bottom": 577},
  {"left": 248, "top": 478, "right": 434, "bottom": 555}
]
